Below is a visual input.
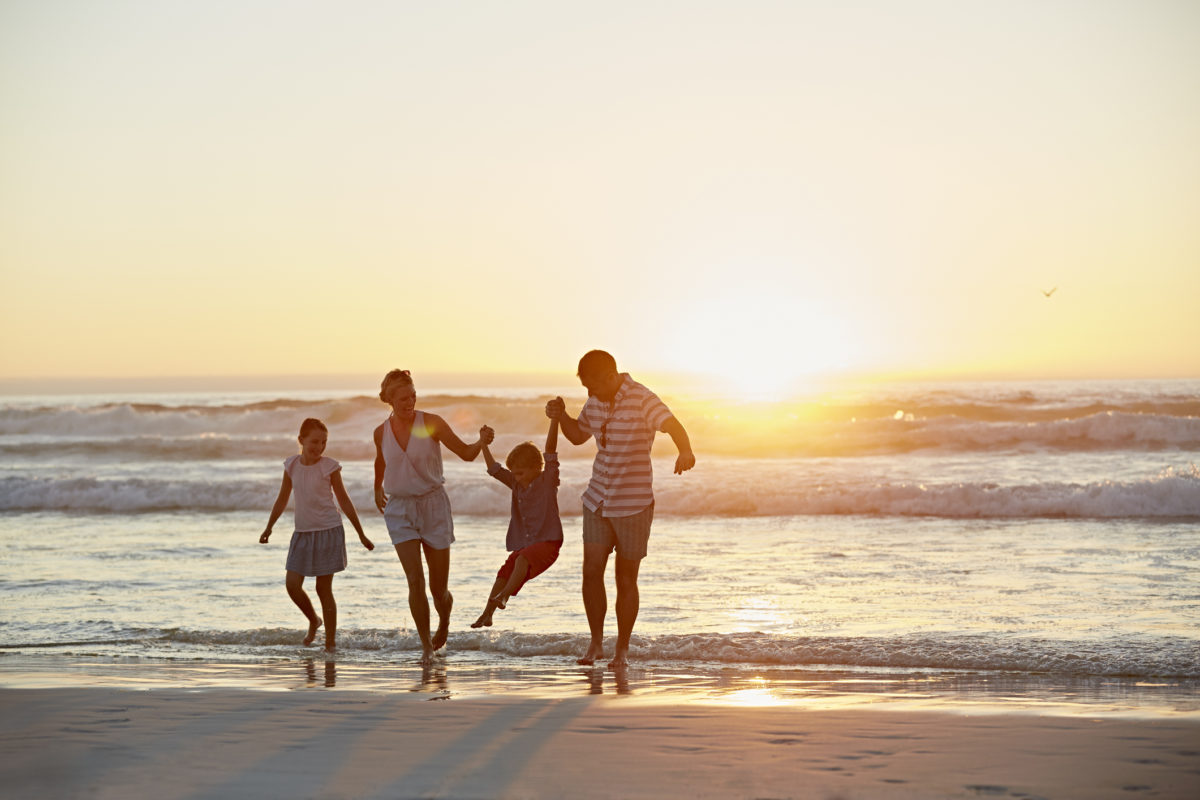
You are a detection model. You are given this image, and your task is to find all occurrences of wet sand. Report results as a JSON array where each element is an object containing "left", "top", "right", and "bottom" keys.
[{"left": 2, "top": 685, "right": 1198, "bottom": 799}]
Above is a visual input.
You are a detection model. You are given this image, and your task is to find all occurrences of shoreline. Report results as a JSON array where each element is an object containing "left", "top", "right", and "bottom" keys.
[
  {"left": 2, "top": 654, "right": 1197, "bottom": 720},
  {"left": 2, "top": 685, "right": 1198, "bottom": 799}
]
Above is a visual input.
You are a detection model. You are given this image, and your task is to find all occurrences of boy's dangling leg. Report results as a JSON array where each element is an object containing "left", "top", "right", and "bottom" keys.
[
  {"left": 471, "top": 575, "right": 507, "bottom": 628},
  {"left": 493, "top": 555, "right": 530, "bottom": 610}
]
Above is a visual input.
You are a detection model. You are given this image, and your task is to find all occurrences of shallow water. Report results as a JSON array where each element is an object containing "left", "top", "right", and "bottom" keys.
[{"left": 2, "top": 379, "right": 1198, "bottom": 714}]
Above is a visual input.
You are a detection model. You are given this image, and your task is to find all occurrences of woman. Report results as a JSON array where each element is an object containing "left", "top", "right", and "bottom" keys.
[{"left": 373, "top": 369, "right": 493, "bottom": 664}]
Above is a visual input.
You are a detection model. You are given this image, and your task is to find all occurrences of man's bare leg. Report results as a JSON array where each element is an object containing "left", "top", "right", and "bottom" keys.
[
  {"left": 609, "top": 555, "right": 642, "bottom": 669},
  {"left": 578, "top": 543, "right": 610, "bottom": 665},
  {"left": 395, "top": 541, "right": 434, "bottom": 664},
  {"left": 425, "top": 542, "right": 453, "bottom": 651},
  {"left": 286, "top": 571, "right": 323, "bottom": 646}
]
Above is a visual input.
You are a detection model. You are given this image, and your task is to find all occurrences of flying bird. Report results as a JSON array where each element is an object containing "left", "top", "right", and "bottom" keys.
[{"left": 1041, "top": 287, "right": 1057, "bottom": 298}]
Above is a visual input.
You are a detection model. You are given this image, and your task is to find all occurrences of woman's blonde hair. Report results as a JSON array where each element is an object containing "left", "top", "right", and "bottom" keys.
[{"left": 378, "top": 369, "right": 413, "bottom": 402}]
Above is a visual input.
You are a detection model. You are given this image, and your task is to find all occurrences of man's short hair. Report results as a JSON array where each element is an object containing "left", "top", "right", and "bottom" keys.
[{"left": 577, "top": 350, "right": 617, "bottom": 377}]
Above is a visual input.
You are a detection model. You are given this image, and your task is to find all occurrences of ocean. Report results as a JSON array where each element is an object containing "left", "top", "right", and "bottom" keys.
[{"left": 2, "top": 377, "right": 1198, "bottom": 713}]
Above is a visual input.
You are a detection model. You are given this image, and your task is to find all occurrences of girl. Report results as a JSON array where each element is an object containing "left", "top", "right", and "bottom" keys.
[
  {"left": 372, "top": 369, "right": 493, "bottom": 665},
  {"left": 260, "top": 417, "right": 374, "bottom": 652}
]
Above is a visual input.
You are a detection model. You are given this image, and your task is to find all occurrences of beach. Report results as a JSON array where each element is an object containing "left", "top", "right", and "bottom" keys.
[
  {"left": 2, "top": 680, "right": 1198, "bottom": 800},
  {"left": 2, "top": 378, "right": 1199, "bottom": 797}
]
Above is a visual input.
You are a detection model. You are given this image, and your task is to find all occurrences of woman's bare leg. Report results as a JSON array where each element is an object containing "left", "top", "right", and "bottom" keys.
[
  {"left": 424, "top": 542, "right": 453, "bottom": 651},
  {"left": 394, "top": 541, "right": 433, "bottom": 664}
]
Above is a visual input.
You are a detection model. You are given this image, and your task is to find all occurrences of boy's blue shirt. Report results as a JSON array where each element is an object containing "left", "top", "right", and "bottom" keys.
[{"left": 488, "top": 453, "right": 564, "bottom": 550}]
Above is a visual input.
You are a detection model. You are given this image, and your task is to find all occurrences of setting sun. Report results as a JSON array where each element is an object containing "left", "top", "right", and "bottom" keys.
[{"left": 658, "top": 290, "right": 860, "bottom": 399}]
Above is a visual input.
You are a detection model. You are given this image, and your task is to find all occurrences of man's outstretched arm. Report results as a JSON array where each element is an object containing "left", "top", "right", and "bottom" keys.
[{"left": 662, "top": 416, "right": 695, "bottom": 474}]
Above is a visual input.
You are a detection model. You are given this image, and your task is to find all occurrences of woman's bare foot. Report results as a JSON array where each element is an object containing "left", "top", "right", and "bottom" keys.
[
  {"left": 432, "top": 592, "right": 453, "bottom": 650},
  {"left": 469, "top": 612, "right": 493, "bottom": 628},
  {"left": 303, "top": 617, "right": 323, "bottom": 646},
  {"left": 576, "top": 640, "right": 604, "bottom": 666}
]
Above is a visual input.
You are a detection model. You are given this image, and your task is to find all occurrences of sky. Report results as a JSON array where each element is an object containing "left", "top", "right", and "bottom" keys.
[{"left": 2, "top": 0, "right": 1198, "bottom": 395}]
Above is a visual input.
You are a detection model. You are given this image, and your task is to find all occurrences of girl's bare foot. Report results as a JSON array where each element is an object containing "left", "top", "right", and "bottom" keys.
[
  {"left": 469, "top": 613, "right": 493, "bottom": 628},
  {"left": 303, "top": 617, "right": 323, "bottom": 646},
  {"left": 576, "top": 641, "right": 604, "bottom": 666}
]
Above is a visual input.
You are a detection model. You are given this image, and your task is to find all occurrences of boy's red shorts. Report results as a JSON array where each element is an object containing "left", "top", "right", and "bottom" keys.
[{"left": 496, "top": 539, "right": 562, "bottom": 595}]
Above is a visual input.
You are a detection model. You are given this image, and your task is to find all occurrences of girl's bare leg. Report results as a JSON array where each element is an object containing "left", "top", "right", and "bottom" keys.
[
  {"left": 285, "top": 571, "right": 322, "bottom": 646},
  {"left": 471, "top": 575, "right": 507, "bottom": 628},
  {"left": 395, "top": 541, "right": 433, "bottom": 664},
  {"left": 424, "top": 542, "right": 453, "bottom": 651},
  {"left": 315, "top": 574, "right": 337, "bottom": 652}
]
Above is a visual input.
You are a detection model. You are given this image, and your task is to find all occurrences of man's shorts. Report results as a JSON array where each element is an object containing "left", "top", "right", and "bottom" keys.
[
  {"left": 384, "top": 488, "right": 455, "bottom": 550},
  {"left": 496, "top": 539, "right": 562, "bottom": 595},
  {"left": 582, "top": 502, "right": 654, "bottom": 560}
]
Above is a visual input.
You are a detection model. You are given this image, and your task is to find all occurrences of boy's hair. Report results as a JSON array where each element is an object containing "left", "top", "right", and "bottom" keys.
[
  {"left": 379, "top": 368, "right": 414, "bottom": 402},
  {"left": 577, "top": 349, "right": 617, "bottom": 377},
  {"left": 299, "top": 418, "right": 328, "bottom": 438},
  {"left": 505, "top": 441, "right": 543, "bottom": 471}
]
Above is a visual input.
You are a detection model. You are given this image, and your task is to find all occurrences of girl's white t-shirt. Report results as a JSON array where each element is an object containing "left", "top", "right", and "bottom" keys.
[{"left": 284, "top": 455, "right": 343, "bottom": 532}]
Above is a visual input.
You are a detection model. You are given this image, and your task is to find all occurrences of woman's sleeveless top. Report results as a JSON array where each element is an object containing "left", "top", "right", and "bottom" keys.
[{"left": 381, "top": 411, "right": 444, "bottom": 497}]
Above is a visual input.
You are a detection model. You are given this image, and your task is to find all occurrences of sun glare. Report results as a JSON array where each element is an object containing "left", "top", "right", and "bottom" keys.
[{"left": 660, "top": 291, "right": 859, "bottom": 400}]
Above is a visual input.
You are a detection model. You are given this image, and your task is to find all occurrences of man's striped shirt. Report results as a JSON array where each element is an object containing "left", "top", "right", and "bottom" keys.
[{"left": 577, "top": 374, "right": 674, "bottom": 518}]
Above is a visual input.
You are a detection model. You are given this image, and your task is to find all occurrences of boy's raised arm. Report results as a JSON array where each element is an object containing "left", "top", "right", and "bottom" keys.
[
  {"left": 546, "top": 396, "right": 588, "bottom": 445},
  {"left": 545, "top": 416, "right": 559, "bottom": 454}
]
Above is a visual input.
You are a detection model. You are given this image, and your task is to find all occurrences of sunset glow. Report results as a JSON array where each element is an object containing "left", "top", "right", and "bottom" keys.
[{"left": 1, "top": 2, "right": 1196, "bottom": 386}]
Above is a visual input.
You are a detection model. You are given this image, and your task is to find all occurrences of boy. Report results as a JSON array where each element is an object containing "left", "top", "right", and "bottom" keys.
[{"left": 470, "top": 417, "right": 563, "bottom": 628}]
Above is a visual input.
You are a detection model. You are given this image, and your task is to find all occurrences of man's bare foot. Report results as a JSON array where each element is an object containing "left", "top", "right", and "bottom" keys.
[
  {"left": 470, "top": 613, "right": 493, "bottom": 629},
  {"left": 432, "top": 592, "right": 453, "bottom": 650},
  {"left": 607, "top": 651, "right": 629, "bottom": 670},
  {"left": 303, "top": 617, "right": 323, "bottom": 646},
  {"left": 576, "top": 641, "right": 604, "bottom": 666}
]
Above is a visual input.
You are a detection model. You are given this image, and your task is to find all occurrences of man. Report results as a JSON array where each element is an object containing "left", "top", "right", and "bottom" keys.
[{"left": 546, "top": 350, "right": 695, "bottom": 668}]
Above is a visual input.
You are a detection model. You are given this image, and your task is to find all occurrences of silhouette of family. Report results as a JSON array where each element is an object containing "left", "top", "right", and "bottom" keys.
[{"left": 260, "top": 350, "right": 695, "bottom": 668}]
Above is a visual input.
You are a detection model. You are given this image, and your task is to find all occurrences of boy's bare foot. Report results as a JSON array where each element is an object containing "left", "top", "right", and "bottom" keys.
[
  {"left": 469, "top": 613, "right": 493, "bottom": 628},
  {"left": 432, "top": 592, "right": 453, "bottom": 650},
  {"left": 303, "top": 617, "right": 323, "bottom": 646},
  {"left": 576, "top": 641, "right": 604, "bottom": 666}
]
